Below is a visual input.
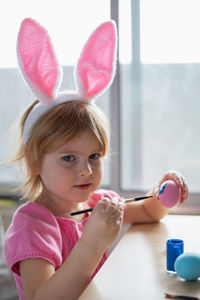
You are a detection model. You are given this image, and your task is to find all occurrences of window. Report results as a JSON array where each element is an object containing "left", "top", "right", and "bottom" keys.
[{"left": 119, "top": 0, "right": 200, "bottom": 214}]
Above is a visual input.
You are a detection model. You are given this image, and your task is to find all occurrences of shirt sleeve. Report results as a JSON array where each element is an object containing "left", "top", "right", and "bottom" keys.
[
  {"left": 87, "top": 189, "right": 120, "bottom": 208},
  {"left": 4, "top": 202, "right": 62, "bottom": 275}
]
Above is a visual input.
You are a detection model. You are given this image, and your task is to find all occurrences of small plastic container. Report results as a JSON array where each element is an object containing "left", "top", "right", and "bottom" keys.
[{"left": 166, "top": 239, "right": 184, "bottom": 273}]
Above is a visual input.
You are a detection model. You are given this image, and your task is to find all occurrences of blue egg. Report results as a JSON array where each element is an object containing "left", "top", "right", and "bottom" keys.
[{"left": 174, "top": 252, "right": 200, "bottom": 281}]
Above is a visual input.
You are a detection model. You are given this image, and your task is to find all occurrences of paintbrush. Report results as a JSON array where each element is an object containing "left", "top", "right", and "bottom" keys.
[
  {"left": 70, "top": 195, "right": 153, "bottom": 216},
  {"left": 165, "top": 292, "right": 200, "bottom": 300}
]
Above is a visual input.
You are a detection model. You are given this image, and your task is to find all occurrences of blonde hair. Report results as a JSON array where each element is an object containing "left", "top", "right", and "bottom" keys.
[{"left": 14, "top": 100, "right": 109, "bottom": 201}]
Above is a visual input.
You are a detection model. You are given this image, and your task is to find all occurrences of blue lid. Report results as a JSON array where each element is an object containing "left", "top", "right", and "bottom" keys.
[{"left": 166, "top": 239, "right": 184, "bottom": 272}]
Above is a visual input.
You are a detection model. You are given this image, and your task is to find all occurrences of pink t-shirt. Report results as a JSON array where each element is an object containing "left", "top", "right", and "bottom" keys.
[{"left": 4, "top": 189, "right": 118, "bottom": 300}]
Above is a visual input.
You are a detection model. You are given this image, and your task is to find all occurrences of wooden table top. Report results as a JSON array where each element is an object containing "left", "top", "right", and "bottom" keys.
[{"left": 79, "top": 215, "right": 200, "bottom": 300}]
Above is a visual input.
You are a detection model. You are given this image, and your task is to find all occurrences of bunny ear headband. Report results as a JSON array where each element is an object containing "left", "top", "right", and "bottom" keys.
[{"left": 17, "top": 18, "right": 117, "bottom": 144}]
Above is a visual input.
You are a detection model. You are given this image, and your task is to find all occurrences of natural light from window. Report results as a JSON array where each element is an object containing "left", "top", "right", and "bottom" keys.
[
  {"left": 0, "top": 0, "right": 110, "bottom": 68},
  {"left": 141, "top": 0, "right": 200, "bottom": 63}
]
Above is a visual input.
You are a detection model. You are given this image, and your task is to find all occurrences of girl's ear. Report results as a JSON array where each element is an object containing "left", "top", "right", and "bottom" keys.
[
  {"left": 17, "top": 18, "right": 62, "bottom": 105},
  {"left": 74, "top": 21, "right": 117, "bottom": 100},
  {"left": 24, "top": 147, "right": 40, "bottom": 175}
]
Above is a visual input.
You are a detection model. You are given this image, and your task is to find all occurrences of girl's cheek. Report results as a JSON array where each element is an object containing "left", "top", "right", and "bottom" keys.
[
  {"left": 59, "top": 159, "right": 76, "bottom": 169},
  {"left": 89, "top": 160, "right": 100, "bottom": 170}
]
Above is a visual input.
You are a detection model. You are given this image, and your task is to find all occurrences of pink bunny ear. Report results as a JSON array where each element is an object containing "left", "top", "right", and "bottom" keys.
[
  {"left": 75, "top": 21, "right": 117, "bottom": 100},
  {"left": 17, "top": 18, "right": 62, "bottom": 104}
]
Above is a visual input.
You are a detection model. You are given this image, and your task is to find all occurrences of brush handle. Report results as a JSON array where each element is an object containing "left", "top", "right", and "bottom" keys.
[
  {"left": 70, "top": 195, "right": 153, "bottom": 216},
  {"left": 165, "top": 293, "right": 199, "bottom": 300}
]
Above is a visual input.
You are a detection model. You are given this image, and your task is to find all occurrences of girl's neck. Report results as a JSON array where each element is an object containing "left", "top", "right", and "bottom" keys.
[{"left": 35, "top": 192, "right": 87, "bottom": 222}]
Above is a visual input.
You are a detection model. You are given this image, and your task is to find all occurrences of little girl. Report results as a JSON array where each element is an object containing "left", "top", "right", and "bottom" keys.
[{"left": 4, "top": 19, "right": 188, "bottom": 300}]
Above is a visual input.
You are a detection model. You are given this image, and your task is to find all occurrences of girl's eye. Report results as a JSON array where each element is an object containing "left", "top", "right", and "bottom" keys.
[
  {"left": 62, "top": 155, "right": 75, "bottom": 162},
  {"left": 89, "top": 153, "right": 101, "bottom": 160}
]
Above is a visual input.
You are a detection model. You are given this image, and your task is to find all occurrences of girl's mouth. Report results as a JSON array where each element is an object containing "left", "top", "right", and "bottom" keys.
[{"left": 74, "top": 183, "right": 92, "bottom": 190}]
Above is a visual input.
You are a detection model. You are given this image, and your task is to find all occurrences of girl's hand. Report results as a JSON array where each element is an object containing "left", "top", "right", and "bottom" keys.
[
  {"left": 152, "top": 170, "right": 188, "bottom": 204},
  {"left": 81, "top": 197, "right": 125, "bottom": 251}
]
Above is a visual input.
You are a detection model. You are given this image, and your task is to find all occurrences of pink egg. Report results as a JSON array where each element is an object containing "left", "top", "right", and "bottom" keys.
[{"left": 158, "top": 180, "right": 181, "bottom": 208}]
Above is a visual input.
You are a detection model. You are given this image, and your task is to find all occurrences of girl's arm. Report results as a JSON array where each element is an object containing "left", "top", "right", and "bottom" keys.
[
  {"left": 123, "top": 170, "right": 188, "bottom": 224},
  {"left": 19, "top": 238, "right": 104, "bottom": 300},
  {"left": 20, "top": 197, "right": 124, "bottom": 300}
]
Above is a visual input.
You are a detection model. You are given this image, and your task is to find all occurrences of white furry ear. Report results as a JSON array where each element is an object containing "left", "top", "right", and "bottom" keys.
[
  {"left": 17, "top": 18, "right": 117, "bottom": 105},
  {"left": 17, "top": 18, "right": 62, "bottom": 105},
  {"left": 74, "top": 21, "right": 117, "bottom": 100}
]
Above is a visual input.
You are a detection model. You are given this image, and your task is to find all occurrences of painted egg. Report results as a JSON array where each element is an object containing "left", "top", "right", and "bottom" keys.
[
  {"left": 158, "top": 180, "right": 181, "bottom": 208},
  {"left": 174, "top": 252, "right": 200, "bottom": 281}
]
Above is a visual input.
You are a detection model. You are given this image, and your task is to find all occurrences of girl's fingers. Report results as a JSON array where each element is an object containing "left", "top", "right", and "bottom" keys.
[
  {"left": 153, "top": 187, "right": 159, "bottom": 200},
  {"left": 116, "top": 214, "right": 123, "bottom": 225},
  {"left": 96, "top": 197, "right": 110, "bottom": 211},
  {"left": 180, "top": 181, "right": 189, "bottom": 203},
  {"left": 111, "top": 199, "right": 125, "bottom": 222},
  {"left": 104, "top": 197, "right": 125, "bottom": 217}
]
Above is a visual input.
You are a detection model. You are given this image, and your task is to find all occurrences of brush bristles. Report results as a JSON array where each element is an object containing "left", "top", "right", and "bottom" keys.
[{"left": 165, "top": 293, "right": 175, "bottom": 299}]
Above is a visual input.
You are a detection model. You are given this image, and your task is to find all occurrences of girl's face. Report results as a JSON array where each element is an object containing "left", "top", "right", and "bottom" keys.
[{"left": 38, "top": 129, "right": 104, "bottom": 211}]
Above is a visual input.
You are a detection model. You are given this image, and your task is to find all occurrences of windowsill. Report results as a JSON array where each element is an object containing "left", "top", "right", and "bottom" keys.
[{"left": 170, "top": 205, "right": 200, "bottom": 215}]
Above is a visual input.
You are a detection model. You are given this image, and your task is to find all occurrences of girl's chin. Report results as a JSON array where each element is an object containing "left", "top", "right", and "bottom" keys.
[{"left": 74, "top": 191, "right": 94, "bottom": 202}]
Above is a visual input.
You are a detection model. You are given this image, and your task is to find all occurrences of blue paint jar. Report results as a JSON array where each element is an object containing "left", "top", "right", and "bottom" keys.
[{"left": 166, "top": 239, "right": 184, "bottom": 273}]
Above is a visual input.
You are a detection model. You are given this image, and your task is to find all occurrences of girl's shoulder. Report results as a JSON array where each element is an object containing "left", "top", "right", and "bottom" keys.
[
  {"left": 88, "top": 189, "right": 119, "bottom": 208},
  {"left": 5, "top": 201, "right": 61, "bottom": 248},
  {"left": 4, "top": 201, "right": 63, "bottom": 274},
  {"left": 12, "top": 201, "right": 56, "bottom": 221},
  {"left": 8, "top": 201, "right": 59, "bottom": 232}
]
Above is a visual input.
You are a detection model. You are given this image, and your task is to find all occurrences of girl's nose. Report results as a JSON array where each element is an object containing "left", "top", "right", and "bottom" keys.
[{"left": 78, "top": 161, "right": 92, "bottom": 177}]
